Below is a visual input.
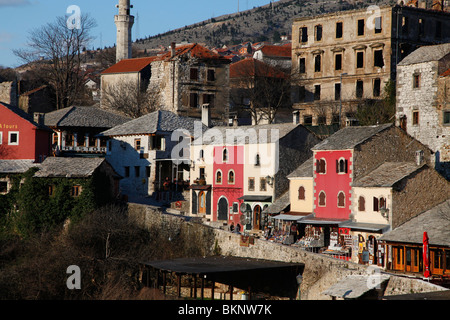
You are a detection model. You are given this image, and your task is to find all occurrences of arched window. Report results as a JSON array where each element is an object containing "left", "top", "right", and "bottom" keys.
[
  {"left": 379, "top": 197, "right": 386, "bottom": 209},
  {"left": 298, "top": 186, "right": 305, "bottom": 200},
  {"left": 228, "top": 170, "right": 235, "bottom": 184},
  {"left": 358, "top": 196, "right": 365, "bottom": 211},
  {"left": 199, "top": 149, "right": 204, "bottom": 159},
  {"left": 255, "top": 154, "right": 261, "bottom": 166},
  {"left": 338, "top": 192, "right": 346, "bottom": 207},
  {"left": 336, "top": 158, "right": 348, "bottom": 173},
  {"left": 316, "top": 158, "right": 326, "bottom": 174},
  {"left": 318, "top": 191, "right": 326, "bottom": 206},
  {"left": 216, "top": 170, "right": 222, "bottom": 184},
  {"left": 222, "top": 148, "right": 228, "bottom": 162}
]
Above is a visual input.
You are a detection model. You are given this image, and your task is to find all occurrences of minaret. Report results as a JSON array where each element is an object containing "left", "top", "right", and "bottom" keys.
[{"left": 115, "top": 0, "right": 134, "bottom": 62}]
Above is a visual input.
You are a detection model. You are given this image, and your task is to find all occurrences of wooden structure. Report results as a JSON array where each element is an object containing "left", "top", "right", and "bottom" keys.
[{"left": 140, "top": 255, "right": 304, "bottom": 300}]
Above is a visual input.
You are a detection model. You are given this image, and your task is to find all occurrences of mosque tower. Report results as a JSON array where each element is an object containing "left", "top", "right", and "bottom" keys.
[{"left": 115, "top": 0, "right": 134, "bottom": 62}]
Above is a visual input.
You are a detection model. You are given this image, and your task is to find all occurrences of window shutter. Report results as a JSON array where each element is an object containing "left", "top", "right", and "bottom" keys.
[
  {"left": 316, "top": 160, "right": 320, "bottom": 173},
  {"left": 373, "top": 197, "right": 379, "bottom": 212},
  {"left": 345, "top": 159, "right": 348, "bottom": 173},
  {"left": 336, "top": 160, "right": 339, "bottom": 173}
]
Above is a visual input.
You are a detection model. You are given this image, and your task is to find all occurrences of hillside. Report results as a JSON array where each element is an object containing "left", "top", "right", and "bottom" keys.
[{"left": 134, "top": 0, "right": 398, "bottom": 50}]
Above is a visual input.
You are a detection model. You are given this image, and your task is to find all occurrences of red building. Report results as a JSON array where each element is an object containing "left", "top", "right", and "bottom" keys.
[
  {"left": 0, "top": 103, "right": 52, "bottom": 162},
  {"left": 212, "top": 145, "right": 244, "bottom": 226},
  {"left": 313, "top": 149, "right": 353, "bottom": 220}
]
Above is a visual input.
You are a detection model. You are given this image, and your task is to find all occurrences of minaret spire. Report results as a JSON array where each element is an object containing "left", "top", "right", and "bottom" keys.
[{"left": 115, "top": 0, "right": 134, "bottom": 62}]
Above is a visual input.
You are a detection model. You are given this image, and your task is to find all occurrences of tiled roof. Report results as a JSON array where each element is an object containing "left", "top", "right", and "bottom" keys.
[
  {"left": 257, "top": 45, "right": 291, "bottom": 58},
  {"left": 0, "top": 160, "right": 39, "bottom": 174},
  {"left": 398, "top": 43, "right": 450, "bottom": 66},
  {"left": 33, "top": 157, "right": 106, "bottom": 178},
  {"left": 44, "top": 106, "right": 130, "bottom": 128},
  {"left": 379, "top": 199, "right": 450, "bottom": 247},
  {"left": 156, "top": 43, "right": 231, "bottom": 63},
  {"left": 440, "top": 68, "right": 450, "bottom": 77},
  {"left": 99, "top": 110, "right": 207, "bottom": 137},
  {"left": 230, "top": 58, "right": 288, "bottom": 78},
  {"left": 352, "top": 162, "right": 424, "bottom": 187},
  {"left": 287, "top": 157, "right": 314, "bottom": 179},
  {"left": 312, "top": 123, "right": 393, "bottom": 151},
  {"left": 101, "top": 57, "right": 157, "bottom": 74},
  {"left": 263, "top": 191, "right": 290, "bottom": 215}
]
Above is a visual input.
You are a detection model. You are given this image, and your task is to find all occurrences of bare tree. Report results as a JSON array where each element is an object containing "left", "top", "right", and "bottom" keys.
[
  {"left": 14, "top": 14, "right": 96, "bottom": 110},
  {"left": 230, "top": 59, "right": 291, "bottom": 125},
  {"left": 102, "top": 80, "right": 160, "bottom": 118}
]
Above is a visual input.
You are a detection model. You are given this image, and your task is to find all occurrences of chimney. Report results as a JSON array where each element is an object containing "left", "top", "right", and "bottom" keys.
[
  {"left": 171, "top": 42, "right": 176, "bottom": 57},
  {"left": 293, "top": 110, "right": 300, "bottom": 125},
  {"left": 202, "top": 104, "right": 211, "bottom": 128},
  {"left": 415, "top": 150, "right": 424, "bottom": 166}
]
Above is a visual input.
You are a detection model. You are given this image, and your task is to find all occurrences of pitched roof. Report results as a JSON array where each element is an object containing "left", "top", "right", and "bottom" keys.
[
  {"left": 156, "top": 43, "right": 231, "bottom": 63},
  {"left": 287, "top": 157, "right": 314, "bottom": 179},
  {"left": 440, "top": 68, "right": 450, "bottom": 77},
  {"left": 256, "top": 45, "right": 291, "bottom": 58},
  {"left": 193, "top": 122, "right": 301, "bottom": 145},
  {"left": 0, "top": 160, "right": 39, "bottom": 174},
  {"left": 312, "top": 123, "right": 393, "bottom": 151},
  {"left": 263, "top": 191, "right": 290, "bottom": 215},
  {"left": 44, "top": 106, "right": 130, "bottom": 128},
  {"left": 352, "top": 162, "right": 424, "bottom": 187},
  {"left": 33, "top": 157, "right": 106, "bottom": 178},
  {"left": 99, "top": 110, "right": 206, "bottom": 137},
  {"left": 0, "top": 102, "right": 52, "bottom": 131},
  {"left": 230, "top": 58, "right": 287, "bottom": 79},
  {"left": 101, "top": 57, "right": 157, "bottom": 74},
  {"left": 398, "top": 43, "right": 450, "bottom": 66},
  {"left": 379, "top": 199, "right": 450, "bottom": 247}
]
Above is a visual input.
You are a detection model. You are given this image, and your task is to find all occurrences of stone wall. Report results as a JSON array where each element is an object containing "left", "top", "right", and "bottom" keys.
[
  {"left": 0, "top": 81, "right": 17, "bottom": 106},
  {"left": 127, "top": 202, "right": 447, "bottom": 300}
]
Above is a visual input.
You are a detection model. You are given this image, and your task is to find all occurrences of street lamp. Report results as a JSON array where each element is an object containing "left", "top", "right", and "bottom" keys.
[{"left": 339, "top": 73, "right": 348, "bottom": 129}]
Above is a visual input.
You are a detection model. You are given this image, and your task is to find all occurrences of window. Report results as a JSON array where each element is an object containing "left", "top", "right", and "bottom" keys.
[
  {"left": 316, "top": 158, "right": 326, "bottom": 174},
  {"left": 190, "top": 68, "right": 199, "bottom": 80},
  {"left": 146, "top": 166, "right": 151, "bottom": 178},
  {"left": 0, "top": 181, "right": 8, "bottom": 194},
  {"left": 314, "top": 85, "right": 321, "bottom": 101},
  {"left": 135, "top": 166, "right": 140, "bottom": 177},
  {"left": 298, "top": 186, "right": 305, "bottom": 200},
  {"left": 255, "top": 154, "right": 260, "bottom": 166},
  {"left": 71, "top": 185, "right": 82, "bottom": 197},
  {"left": 356, "top": 80, "right": 364, "bottom": 98},
  {"left": 374, "top": 50, "right": 384, "bottom": 68},
  {"left": 373, "top": 78, "right": 381, "bottom": 97},
  {"left": 413, "top": 74, "right": 420, "bottom": 88},
  {"left": 233, "top": 202, "right": 239, "bottom": 213},
  {"left": 216, "top": 170, "right": 222, "bottom": 184},
  {"left": 222, "top": 148, "right": 228, "bottom": 162},
  {"left": 124, "top": 166, "right": 130, "bottom": 178},
  {"left": 203, "top": 94, "right": 215, "bottom": 108},
  {"left": 379, "top": 197, "right": 386, "bottom": 210},
  {"left": 314, "top": 55, "right": 321, "bottom": 72},
  {"left": 336, "top": 22, "right": 343, "bottom": 38},
  {"left": 77, "top": 133, "right": 86, "bottom": 147},
  {"left": 8, "top": 132, "right": 19, "bottom": 145},
  {"left": 228, "top": 170, "right": 235, "bottom": 184},
  {"left": 150, "top": 135, "right": 165, "bottom": 151},
  {"left": 358, "top": 196, "right": 366, "bottom": 211},
  {"left": 357, "top": 51, "right": 364, "bottom": 69},
  {"left": 134, "top": 138, "right": 141, "bottom": 151},
  {"left": 303, "top": 115, "right": 313, "bottom": 126},
  {"left": 260, "top": 178, "right": 267, "bottom": 191},
  {"left": 48, "top": 185, "right": 55, "bottom": 196},
  {"left": 413, "top": 110, "right": 419, "bottom": 125},
  {"left": 299, "top": 86, "right": 306, "bottom": 102},
  {"left": 338, "top": 192, "right": 346, "bottom": 207},
  {"left": 318, "top": 191, "right": 326, "bottom": 207},
  {"left": 335, "top": 83, "right": 341, "bottom": 101},
  {"left": 375, "top": 17, "right": 382, "bottom": 33},
  {"left": 444, "top": 111, "right": 450, "bottom": 125},
  {"left": 190, "top": 92, "right": 199, "bottom": 108},
  {"left": 300, "top": 26, "right": 308, "bottom": 43},
  {"left": 315, "top": 25, "right": 322, "bottom": 41},
  {"left": 0, "top": 132, "right": 2, "bottom": 144},
  {"left": 299, "top": 57, "right": 306, "bottom": 74},
  {"left": 318, "top": 116, "right": 326, "bottom": 125},
  {"left": 336, "top": 158, "right": 348, "bottom": 173},
  {"left": 373, "top": 197, "right": 379, "bottom": 212},
  {"left": 199, "top": 167, "right": 205, "bottom": 180},
  {"left": 335, "top": 53, "right": 342, "bottom": 71},
  {"left": 65, "top": 132, "right": 74, "bottom": 147},
  {"left": 357, "top": 19, "right": 365, "bottom": 36},
  {"left": 248, "top": 177, "right": 255, "bottom": 191},
  {"left": 207, "top": 69, "right": 215, "bottom": 81}
]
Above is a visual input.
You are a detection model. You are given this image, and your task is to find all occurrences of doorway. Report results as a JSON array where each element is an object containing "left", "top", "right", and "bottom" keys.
[
  {"left": 253, "top": 205, "right": 262, "bottom": 230},
  {"left": 218, "top": 197, "right": 228, "bottom": 221}
]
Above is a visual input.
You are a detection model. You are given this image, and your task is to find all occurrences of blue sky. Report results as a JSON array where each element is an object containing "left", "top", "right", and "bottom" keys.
[{"left": 0, "top": 0, "right": 272, "bottom": 68}]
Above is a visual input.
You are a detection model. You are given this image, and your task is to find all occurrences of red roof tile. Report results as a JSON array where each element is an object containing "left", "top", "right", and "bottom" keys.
[
  {"left": 156, "top": 43, "right": 231, "bottom": 63},
  {"left": 440, "top": 68, "right": 450, "bottom": 77},
  {"left": 101, "top": 57, "right": 158, "bottom": 74},
  {"left": 230, "top": 58, "right": 288, "bottom": 79},
  {"left": 258, "top": 45, "right": 292, "bottom": 58}
]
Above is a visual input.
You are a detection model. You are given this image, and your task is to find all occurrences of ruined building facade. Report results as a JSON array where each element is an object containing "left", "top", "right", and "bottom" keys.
[{"left": 291, "top": 4, "right": 450, "bottom": 127}]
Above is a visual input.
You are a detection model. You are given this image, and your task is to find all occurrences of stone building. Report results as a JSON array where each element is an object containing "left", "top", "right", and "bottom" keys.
[
  {"left": 291, "top": 4, "right": 450, "bottom": 127},
  {"left": 148, "top": 43, "right": 231, "bottom": 122},
  {"left": 114, "top": 0, "right": 134, "bottom": 62},
  {"left": 395, "top": 43, "right": 450, "bottom": 179}
]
